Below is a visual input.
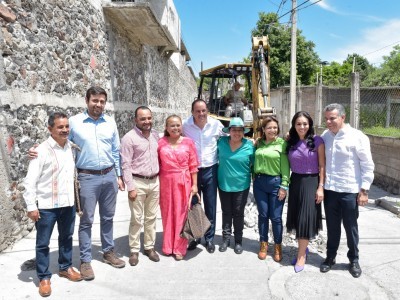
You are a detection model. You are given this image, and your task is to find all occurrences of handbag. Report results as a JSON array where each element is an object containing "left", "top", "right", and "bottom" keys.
[{"left": 180, "top": 193, "right": 211, "bottom": 240}]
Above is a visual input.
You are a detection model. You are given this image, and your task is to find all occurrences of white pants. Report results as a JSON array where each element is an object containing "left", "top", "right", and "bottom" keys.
[{"left": 224, "top": 102, "right": 244, "bottom": 117}]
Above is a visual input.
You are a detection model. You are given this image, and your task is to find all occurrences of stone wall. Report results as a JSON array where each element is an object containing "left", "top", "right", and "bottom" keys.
[
  {"left": 0, "top": 0, "right": 196, "bottom": 251},
  {"left": 369, "top": 135, "right": 400, "bottom": 195}
]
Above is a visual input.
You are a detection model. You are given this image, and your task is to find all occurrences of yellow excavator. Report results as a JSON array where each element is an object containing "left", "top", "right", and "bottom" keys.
[{"left": 197, "top": 36, "right": 275, "bottom": 138}]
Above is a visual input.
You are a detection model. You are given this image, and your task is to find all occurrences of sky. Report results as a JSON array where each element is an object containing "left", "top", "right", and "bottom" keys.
[{"left": 173, "top": 0, "right": 400, "bottom": 75}]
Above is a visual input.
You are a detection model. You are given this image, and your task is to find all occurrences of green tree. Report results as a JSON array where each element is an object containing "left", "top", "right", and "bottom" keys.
[
  {"left": 363, "top": 45, "right": 400, "bottom": 86},
  {"left": 251, "top": 12, "right": 320, "bottom": 87},
  {"left": 320, "top": 54, "right": 374, "bottom": 87}
]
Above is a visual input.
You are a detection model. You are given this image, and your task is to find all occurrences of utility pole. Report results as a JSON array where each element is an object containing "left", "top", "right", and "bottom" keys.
[{"left": 289, "top": 0, "right": 297, "bottom": 120}]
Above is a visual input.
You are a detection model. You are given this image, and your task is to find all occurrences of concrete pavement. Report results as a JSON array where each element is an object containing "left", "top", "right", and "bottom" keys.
[{"left": 0, "top": 184, "right": 399, "bottom": 300}]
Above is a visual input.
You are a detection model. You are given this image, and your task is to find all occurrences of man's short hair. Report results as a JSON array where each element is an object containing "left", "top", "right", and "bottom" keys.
[
  {"left": 134, "top": 106, "right": 152, "bottom": 118},
  {"left": 85, "top": 86, "right": 107, "bottom": 101},
  {"left": 324, "top": 103, "right": 345, "bottom": 117},
  {"left": 48, "top": 112, "right": 68, "bottom": 127},
  {"left": 191, "top": 99, "right": 207, "bottom": 112}
]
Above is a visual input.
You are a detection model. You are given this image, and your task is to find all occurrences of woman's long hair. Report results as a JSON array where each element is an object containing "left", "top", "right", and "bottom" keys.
[{"left": 287, "top": 111, "right": 315, "bottom": 152}]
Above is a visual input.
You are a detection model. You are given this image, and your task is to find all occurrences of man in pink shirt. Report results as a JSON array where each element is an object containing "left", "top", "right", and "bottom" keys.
[{"left": 120, "top": 106, "right": 160, "bottom": 266}]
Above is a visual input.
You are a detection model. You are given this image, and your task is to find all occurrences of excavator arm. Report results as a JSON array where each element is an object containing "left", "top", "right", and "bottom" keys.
[{"left": 251, "top": 36, "right": 275, "bottom": 138}]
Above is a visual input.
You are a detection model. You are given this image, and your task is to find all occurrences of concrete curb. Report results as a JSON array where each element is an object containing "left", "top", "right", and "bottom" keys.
[{"left": 375, "top": 198, "right": 400, "bottom": 217}]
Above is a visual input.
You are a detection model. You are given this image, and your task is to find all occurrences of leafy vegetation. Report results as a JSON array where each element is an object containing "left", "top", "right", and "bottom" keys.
[
  {"left": 363, "top": 126, "right": 400, "bottom": 138},
  {"left": 249, "top": 14, "right": 400, "bottom": 88}
]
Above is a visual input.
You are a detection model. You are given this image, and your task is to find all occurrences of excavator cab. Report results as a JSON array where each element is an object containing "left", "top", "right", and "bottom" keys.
[
  {"left": 197, "top": 36, "right": 275, "bottom": 138},
  {"left": 197, "top": 63, "right": 253, "bottom": 128}
]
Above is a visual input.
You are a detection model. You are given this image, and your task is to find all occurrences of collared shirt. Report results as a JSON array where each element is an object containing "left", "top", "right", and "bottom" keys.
[
  {"left": 69, "top": 110, "right": 122, "bottom": 176},
  {"left": 182, "top": 116, "right": 225, "bottom": 168},
  {"left": 322, "top": 124, "right": 375, "bottom": 193},
  {"left": 254, "top": 137, "right": 290, "bottom": 187},
  {"left": 120, "top": 126, "right": 159, "bottom": 191},
  {"left": 23, "top": 136, "right": 75, "bottom": 211}
]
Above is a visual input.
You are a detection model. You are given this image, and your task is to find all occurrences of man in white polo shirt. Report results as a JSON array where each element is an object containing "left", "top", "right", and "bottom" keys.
[{"left": 183, "top": 99, "right": 225, "bottom": 253}]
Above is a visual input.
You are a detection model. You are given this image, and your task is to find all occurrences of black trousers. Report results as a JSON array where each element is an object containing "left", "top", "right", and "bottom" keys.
[
  {"left": 324, "top": 190, "right": 359, "bottom": 262},
  {"left": 218, "top": 188, "right": 249, "bottom": 243}
]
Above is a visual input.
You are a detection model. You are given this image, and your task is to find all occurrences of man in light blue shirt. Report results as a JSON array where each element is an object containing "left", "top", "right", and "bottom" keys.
[{"left": 69, "top": 87, "right": 126, "bottom": 280}]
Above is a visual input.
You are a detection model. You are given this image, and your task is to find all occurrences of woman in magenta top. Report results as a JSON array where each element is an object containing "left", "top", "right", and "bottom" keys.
[
  {"left": 158, "top": 115, "right": 198, "bottom": 261},
  {"left": 286, "top": 111, "right": 325, "bottom": 273}
]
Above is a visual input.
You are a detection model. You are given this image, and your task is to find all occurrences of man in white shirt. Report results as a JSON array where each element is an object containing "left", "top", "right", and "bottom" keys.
[
  {"left": 24, "top": 112, "right": 82, "bottom": 297},
  {"left": 183, "top": 99, "right": 224, "bottom": 253},
  {"left": 320, "top": 103, "right": 374, "bottom": 278}
]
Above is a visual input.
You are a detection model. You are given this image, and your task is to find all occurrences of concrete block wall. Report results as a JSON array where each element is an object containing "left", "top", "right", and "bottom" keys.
[
  {"left": 369, "top": 135, "right": 400, "bottom": 195},
  {"left": 0, "top": 0, "right": 196, "bottom": 251}
]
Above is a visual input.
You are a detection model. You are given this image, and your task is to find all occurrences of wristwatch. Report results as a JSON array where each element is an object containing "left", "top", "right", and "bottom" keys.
[{"left": 361, "top": 188, "right": 369, "bottom": 195}]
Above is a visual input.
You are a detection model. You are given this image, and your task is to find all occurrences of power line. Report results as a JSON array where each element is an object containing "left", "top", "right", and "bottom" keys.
[
  {"left": 361, "top": 40, "right": 400, "bottom": 57},
  {"left": 278, "top": 0, "right": 321, "bottom": 20},
  {"left": 267, "top": 0, "right": 281, "bottom": 7},
  {"left": 297, "top": 0, "right": 322, "bottom": 12},
  {"left": 276, "top": 0, "right": 287, "bottom": 15}
]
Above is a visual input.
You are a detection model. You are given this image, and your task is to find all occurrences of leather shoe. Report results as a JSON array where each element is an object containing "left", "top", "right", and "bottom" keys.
[
  {"left": 59, "top": 267, "right": 82, "bottom": 282},
  {"left": 205, "top": 241, "right": 215, "bottom": 253},
  {"left": 39, "top": 279, "right": 51, "bottom": 297},
  {"left": 187, "top": 239, "right": 200, "bottom": 251},
  {"left": 219, "top": 238, "right": 230, "bottom": 252},
  {"left": 144, "top": 248, "right": 160, "bottom": 262},
  {"left": 234, "top": 242, "right": 243, "bottom": 254},
  {"left": 349, "top": 262, "right": 362, "bottom": 278},
  {"left": 320, "top": 257, "right": 336, "bottom": 273},
  {"left": 129, "top": 252, "right": 139, "bottom": 266}
]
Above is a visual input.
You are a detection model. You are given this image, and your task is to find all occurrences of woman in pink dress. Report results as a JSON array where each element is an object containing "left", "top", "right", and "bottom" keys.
[{"left": 158, "top": 115, "right": 198, "bottom": 260}]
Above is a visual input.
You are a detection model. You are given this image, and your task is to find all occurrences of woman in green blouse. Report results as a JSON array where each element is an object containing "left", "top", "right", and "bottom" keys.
[
  {"left": 217, "top": 118, "right": 254, "bottom": 254},
  {"left": 253, "top": 116, "right": 290, "bottom": 262}
]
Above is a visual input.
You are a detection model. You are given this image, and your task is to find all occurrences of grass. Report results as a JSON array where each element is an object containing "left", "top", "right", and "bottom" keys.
[{"left": 363, "top": 126, "right": 400, "bottom": 138}]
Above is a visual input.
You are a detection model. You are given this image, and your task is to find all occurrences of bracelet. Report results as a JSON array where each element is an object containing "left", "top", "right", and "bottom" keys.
[
  {"left": 319, "top": 183, "right": 324, "bottom": 187},
  {"left": 279, "top": 185, "right": 288, "bottom": 191}
]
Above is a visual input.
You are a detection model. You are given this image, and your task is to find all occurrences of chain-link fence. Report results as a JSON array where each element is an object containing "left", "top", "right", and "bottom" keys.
[
  {"left": 320, "top": 85, "right": 400, "bottom": 138},
  {"left": 271, "top": 76, "right": 400, "bottom": 138}
]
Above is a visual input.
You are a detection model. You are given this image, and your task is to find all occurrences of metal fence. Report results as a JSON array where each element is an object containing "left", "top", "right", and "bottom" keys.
[
  {"left": 321, "top": 86, "right": 400, "bottom": 138},
  {"left": 271, "top": 76, "right": 400, "bottom": 138}
]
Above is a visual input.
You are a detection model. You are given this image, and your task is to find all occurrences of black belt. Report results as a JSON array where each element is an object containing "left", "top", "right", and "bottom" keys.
[
  {"left": 78, "top": 166, "right": 114, "bottom": 175},
  {"left": 198, "top": 164, "right": 217, "bottom": 170},
  {"left": 132, "top": 173, "right": 158, "bottom": 180},
  {"left": 255, "top": 173, "right": 279, "bottom": 177}
]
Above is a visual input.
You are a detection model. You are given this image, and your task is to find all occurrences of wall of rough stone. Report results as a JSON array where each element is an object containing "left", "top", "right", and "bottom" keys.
[{"left": 0, "top": 0, "right": 196, "bottom": 251}]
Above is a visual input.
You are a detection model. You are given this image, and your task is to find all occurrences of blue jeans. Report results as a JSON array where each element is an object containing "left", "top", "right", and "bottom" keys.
[
  {"left": 35, "top": 206, "right": 76, "bottom": 280},
  {"left": 78, "top": 171, "right": 118, "bottom": 262},
  {"left": 192, "top": 164, "right": 218, "bottom": 242},
  {"left": 324, "top": 190, "right": 359, "bottom": 262},
  {"left": 253, "top": 174, "right": 285, "bottom": 244}
]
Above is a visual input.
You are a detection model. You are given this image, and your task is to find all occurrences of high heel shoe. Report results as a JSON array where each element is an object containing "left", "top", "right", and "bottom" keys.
[
  {"left": 294, "top": 264, "right": 305, "bottom": 273},
  {"left": 291, "top": 247, "right": 309, "bottom": 265}
]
